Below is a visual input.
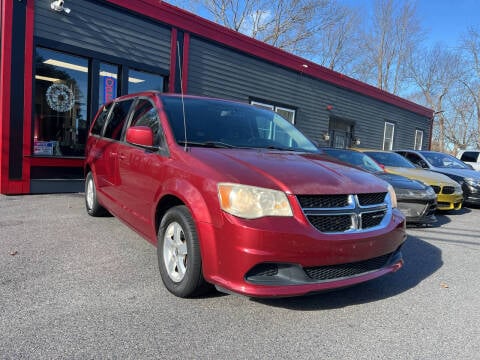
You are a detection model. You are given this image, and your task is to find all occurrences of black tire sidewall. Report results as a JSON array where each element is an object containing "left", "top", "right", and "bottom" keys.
[{"left": 157, "top": 205, "right": 204, "bottom": 298}]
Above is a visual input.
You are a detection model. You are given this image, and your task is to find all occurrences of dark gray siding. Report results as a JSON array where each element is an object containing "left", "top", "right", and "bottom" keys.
[
  {"left": 187, "top": 36, "right": 430, "bottom": 149},
  {"left": 34, "top": 0, "right": 171, "bottom": 69}
]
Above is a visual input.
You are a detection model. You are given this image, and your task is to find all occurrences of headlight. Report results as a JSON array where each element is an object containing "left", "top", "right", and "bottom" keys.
[
  {"left": 387, "top": 184, "right": 397, "bottom": 208},
  {"left": 218, "top": 183, "right": 293, "bottom": 219},
  {"left": 425, "top": 186, "right": 436, "bottom": 196},
  {"left": 454, "top": 184, "right": 463, "bottom": 194},
  {"left": 465, "top": 178, "right": 480, "bottom": 188},
  {"left": 394, "top": 186, "right": 436, "bottom": 199}
]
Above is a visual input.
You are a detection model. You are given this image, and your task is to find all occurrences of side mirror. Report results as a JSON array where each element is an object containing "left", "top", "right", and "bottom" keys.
[
  {"left": 126, "top": 126, "right": 154, "bottom": 147},
  {"left": 419, "top": 160, "right": 429, "bottom": 169}
]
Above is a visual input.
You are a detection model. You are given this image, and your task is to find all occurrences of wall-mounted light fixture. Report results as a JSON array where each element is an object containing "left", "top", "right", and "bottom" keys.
[
  {"left": 352, "top": 136, "right": 361, "bottom": 146},
  {"left": 51, "top": 0, "right": 71, "bottom": 14},
  {"left": 323, "top": 132, "right": 331, "bottom": 141}
]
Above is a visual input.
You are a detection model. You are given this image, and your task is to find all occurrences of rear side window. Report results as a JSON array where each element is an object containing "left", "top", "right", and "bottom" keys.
[
  {"left": 460, "top": 151, "right": 479, "bottom": 162},
  {"left": 91, "top": 103, "right": 114, "bottom": 136},
  {"left": 103, "top": 100, "right": 134, "bottom": 140}
]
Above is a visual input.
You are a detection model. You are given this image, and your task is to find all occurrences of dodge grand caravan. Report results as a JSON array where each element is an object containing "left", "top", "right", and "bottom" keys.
[{"left": 84, "top": 92, "right": 406, "bottom": 298}]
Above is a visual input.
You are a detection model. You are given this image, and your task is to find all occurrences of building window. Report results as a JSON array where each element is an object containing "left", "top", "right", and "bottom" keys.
[
  {"left": 251, "top": 101, "right": 297, "bottom": 145},
  {"left": 275, "top": 107, "right": 296, "bottom": 124},
  {"left": 128, "top": 69, "right": 164, "bottom": 94},
  {"left": 34, "top": 48, "right": 88, "bottom": 156},
  {"left": 383, "top": 122, "right": 395, "bottom": 150},
  {"left": 414, "top": 129, "right": 423, "bottom": 150},
  {"left": 251, "top": 101, "right": 296, "bottom": 124},
  {"left": 251, "top": 101, "right": 274, "bottom": 111},
  {"left": 99, "top": 62, "right": 119, "bottom": 106}
]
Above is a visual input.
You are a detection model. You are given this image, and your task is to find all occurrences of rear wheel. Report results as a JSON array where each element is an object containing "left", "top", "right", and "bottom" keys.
[
  {"left": 85, "top": 172, "right": 108, "bottom": 217},
  {"left": 157, "top": 205, "right": 210, "bottom": 297}
]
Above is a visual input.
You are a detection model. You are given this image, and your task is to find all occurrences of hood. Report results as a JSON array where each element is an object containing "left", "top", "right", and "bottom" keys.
[
  {"left": 375, "top": 172, "right": 426, "bottom": 190},
  {"left": 385, "top": 166, "right": 456, "bottom": 186},
  {"left": 430, "top": 167, "right": 480, "bottom": 180},
  {"left": 188, "top": 148, "right": 390, "bottom": 195}
]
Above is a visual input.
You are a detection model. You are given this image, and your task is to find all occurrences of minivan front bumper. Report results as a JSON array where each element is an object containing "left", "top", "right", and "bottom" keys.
[{"left": 198, "top": 208, "right": 406, "bottom": 298}]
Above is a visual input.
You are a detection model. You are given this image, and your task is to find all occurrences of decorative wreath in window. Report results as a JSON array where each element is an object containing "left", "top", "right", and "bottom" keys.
[{"left": 46, "top": 83, "right": 75, "bottom": 112}]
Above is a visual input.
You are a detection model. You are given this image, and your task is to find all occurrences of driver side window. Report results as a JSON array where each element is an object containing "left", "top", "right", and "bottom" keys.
[
  {"left": 406, "top": 153, "right": 427, "bottom": 168},
  {"left": 129, "top": 99, "right": 164, "bottom": 147}
]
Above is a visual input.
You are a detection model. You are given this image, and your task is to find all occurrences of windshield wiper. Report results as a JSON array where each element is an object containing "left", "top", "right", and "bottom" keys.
[
  {"left": 178, "top": 141, "right": 235, "bottom": 148},
  {"left": 266, "top": 145, "right": 296, "bottom": 151}
]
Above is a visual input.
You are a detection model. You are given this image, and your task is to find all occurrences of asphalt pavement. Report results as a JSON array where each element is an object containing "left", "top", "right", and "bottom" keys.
[{"left": 1, "top": 193, "right": 479, "bottom": 359}]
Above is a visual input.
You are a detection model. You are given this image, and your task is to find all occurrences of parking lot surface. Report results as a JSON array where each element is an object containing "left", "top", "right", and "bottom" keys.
[{"left": 1, "top": 194, "right": 479, "bottom": 359}]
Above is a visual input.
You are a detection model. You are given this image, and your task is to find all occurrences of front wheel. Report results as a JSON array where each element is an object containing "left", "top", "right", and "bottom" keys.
[{"left": 157, "top": 205, "right": 210, "bottom": 297}]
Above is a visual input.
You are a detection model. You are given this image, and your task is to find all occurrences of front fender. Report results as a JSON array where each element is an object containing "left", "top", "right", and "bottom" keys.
[{"left": 153, "top": 177, "right": 221, "bottom": 279}]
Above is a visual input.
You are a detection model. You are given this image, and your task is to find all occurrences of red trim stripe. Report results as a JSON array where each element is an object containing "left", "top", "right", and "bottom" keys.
[
  {"left": 0, "top": 0, "right": 13, "bottom": 193},
  {"left": 19, "top": 0, "right": 36, "bottom": 193},
  {"left": 169, "top": 28, "right": 178, "bottom": 93},
  {"left": 182, "top": 32, "right": 190, "bottom": 93},
  {"left": 105, "top": 0, "right": 433, "bottom": 118},
  {"left": 29, "top": 157, "right": 85, "bottom": 167}
]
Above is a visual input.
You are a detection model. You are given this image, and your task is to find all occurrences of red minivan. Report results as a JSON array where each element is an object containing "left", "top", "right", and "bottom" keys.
[{"left": 84, "top": 92, "right": 406, "bottom": 298}]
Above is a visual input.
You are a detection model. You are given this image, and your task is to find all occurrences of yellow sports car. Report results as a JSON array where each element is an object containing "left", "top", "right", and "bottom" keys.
[{"left": 359, "top": 150, "right": 463, "bottom": 211}]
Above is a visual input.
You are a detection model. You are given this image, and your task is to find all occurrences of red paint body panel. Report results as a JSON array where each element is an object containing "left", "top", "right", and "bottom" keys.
[{"left": 85, "top": 92, "right": 407, "bottom": 297}]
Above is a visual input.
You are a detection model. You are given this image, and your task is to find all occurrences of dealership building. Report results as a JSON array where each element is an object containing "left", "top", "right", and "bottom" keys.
[{"left": 0, "top": 0, "right": 433, "bottom": 194}]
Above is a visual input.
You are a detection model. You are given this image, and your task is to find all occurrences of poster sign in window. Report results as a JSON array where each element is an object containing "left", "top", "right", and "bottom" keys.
[
  {"left": 103, "top": 76, "right": 116, "bottom": 104},
  {"left": 34, "top": 140, "right": 56, "bottom": 155}
]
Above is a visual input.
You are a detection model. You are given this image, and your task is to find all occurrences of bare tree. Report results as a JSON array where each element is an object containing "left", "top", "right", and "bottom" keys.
[
  {"left": 353, "top": 0, "right": 423, "bottom": 95},
  {"left": 314, "top": 3, "right": 361, "bottom": 72},
  {"left": 167, "top": 0, "right": 339, "bottom": 57},
  {"left": 461, "top": 27, "right": 480, "bottom": 149},
  {"left": 443, "top": 85, "right": 478, "bottom": 153},
  {"left": 407, "top": 45, "right": 464, "bottom": 151}
]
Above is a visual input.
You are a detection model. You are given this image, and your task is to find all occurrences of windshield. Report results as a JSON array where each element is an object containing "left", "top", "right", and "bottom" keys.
[
  {"left": 161, "top": 96, "right": 318, "bottom": 152},
  {"left": 323, "top": 149, "right": 383, "bottom": 173},
  {"left": 423, "top": 152, "right": 471, "bottom": 169},
  {"left": 366, "top": 151, "right": 416, "bottom": 168}
]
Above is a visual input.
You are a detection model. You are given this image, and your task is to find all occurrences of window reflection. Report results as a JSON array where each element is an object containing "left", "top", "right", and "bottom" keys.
[
  {"left": 128, "top": 69, "right": 164, "bottom": 93},
  {"left": 34, "top": 48, "right": 88, "bottom": 156},
  {"left": 99, "top": 62, "right": 119, "bottom": 105}
]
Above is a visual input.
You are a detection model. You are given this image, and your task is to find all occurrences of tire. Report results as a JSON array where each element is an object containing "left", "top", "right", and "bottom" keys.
[
  {"left": 157, "top": 205, "right": 211, "bottom": 298},
  {"left": 85, "top": 172, "right": 108, "bottom": 217}
]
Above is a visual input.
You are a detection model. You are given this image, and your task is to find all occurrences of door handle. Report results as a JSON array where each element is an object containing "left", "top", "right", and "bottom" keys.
[{"left": 119, "top": 153, "right": 126, "bottom": 160}]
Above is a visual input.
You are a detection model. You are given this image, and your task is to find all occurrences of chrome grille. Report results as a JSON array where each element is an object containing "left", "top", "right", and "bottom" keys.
[
  {"left": 358, "top": 192, "right": 387, "bottom": 206},
  {"left": 362, "top": 210, "right": 387, "bottom": 229},
  {"left": 297, "top": 195, "right": 349, "bottom": 208},
  {"left": 299, "top": 193, "right": 391, "bottom": 233},
  {"left": 308, "top": 215, "right": 353, "bottom": 233}
]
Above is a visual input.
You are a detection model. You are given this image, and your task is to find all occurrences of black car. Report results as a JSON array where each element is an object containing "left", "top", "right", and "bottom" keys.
[
  {"left": 396, "top": 150, "right": 480, "bottom": 206},
  {"left": 323, "top": 148, "right": 437, "bottom": 225}
]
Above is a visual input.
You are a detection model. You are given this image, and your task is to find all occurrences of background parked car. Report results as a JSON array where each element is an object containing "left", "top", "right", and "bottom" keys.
[
  {"left": 323, "top": 148, "right": 436, "bottom": 225},
  {"left": 359, "top": 150, "right": 463, "bottom": 211},
  {"left": 457, "top": 150, "right": 480, "bottom": 171},
  {"left": 396, "top": 150, "right": 480, "bottom": 207}
]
